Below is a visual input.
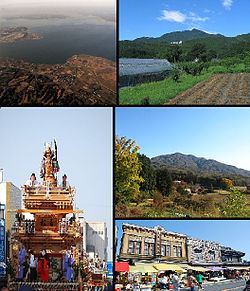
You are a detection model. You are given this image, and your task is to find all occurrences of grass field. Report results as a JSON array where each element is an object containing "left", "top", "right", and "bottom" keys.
[{"left": 116, "top": 189, "right": 250, "bottom": 218}]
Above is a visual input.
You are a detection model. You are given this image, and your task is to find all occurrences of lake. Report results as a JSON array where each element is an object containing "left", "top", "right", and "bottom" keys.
[{"left": 0, "top": 23, "right": 116, "bottom": 64}]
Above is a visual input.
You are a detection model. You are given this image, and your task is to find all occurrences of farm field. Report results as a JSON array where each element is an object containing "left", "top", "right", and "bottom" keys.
[
  {"left": 116, "top": 190, "right": 250, "bottom": 218},
  {"left": 168, "top": 73, "right": 250, "bottom": 105},
  {"left": 119, "top": 71, "right": 212, "bottom": 105}
]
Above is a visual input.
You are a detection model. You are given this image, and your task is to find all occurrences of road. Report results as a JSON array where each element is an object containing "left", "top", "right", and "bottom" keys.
[{"left": 179, "top": 279, "right": 246, "bottom": 291}]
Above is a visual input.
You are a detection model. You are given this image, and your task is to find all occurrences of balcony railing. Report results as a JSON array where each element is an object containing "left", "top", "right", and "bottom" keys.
[
  {"left": 22, "top": 185, "right": 76, "bottom": 197},
  {"left": 13, "top": 219, "right": 82, "bottom": 236}
]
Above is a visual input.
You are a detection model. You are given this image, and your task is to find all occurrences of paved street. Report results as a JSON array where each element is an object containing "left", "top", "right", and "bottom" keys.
[{"left": 180, "top": 279, "right": 246, "bottom": 291}]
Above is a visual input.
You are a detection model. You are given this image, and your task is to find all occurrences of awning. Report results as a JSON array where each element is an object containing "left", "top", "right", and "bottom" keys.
[
  {"left": 187, "top": 266, "right": 210, "bottom": 272},
  {"left": 115, "top": 262, "right": 129, "bottom": 272},
  {"left": 208, "top": 267, "right": 224, "bottom": 271},
  {"left": 153, "top": 264, "right": 185, "bottom": 272},
  {"left": 129, "top": 264, "right": 157, "bottom": 274},
  {"left": 225, "top": 266, "right": 250, "bottom": 270}
]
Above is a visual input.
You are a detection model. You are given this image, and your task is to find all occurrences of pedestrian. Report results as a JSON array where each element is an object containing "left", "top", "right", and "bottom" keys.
[
  {"left": 38, "top": 249, "right": 49, "bottom": 282},
  {"left": 187, "top": 272, "right": 198, "bottom": 291},
  {"left": 195, "top": 272, "right": 205, "bottom": 290},
  {"left": 28, "top": 249, "right": 37, "bottom": 281},
  {"left": 160, "top": 274, "right": 169, "bottom": 289},
  {"left": 172, "top": 271, "right": 180, "bottom": 291},
  {"left": 17, "top": 245, "right": 26, "bottom": 281},
  {"left": 243, "top": 280, "right": 250, "bottom": 291}
]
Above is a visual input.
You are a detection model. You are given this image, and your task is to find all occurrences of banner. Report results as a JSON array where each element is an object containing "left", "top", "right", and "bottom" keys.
[{"left": 0, "top": 218, "right": 6, "bottom": 276}]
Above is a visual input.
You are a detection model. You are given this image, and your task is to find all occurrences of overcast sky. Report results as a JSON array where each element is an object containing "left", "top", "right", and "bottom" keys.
[
  {"left": 0, "top": 0, "right": 115, "bottom": 7},
  {"left": 0, "top": 107, "right": 113, "bottom": 260}
]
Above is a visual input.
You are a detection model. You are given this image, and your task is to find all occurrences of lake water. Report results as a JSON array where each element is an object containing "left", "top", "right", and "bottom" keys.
[{"left": 0, "top": 23, "right": 116, "bottom": 64}]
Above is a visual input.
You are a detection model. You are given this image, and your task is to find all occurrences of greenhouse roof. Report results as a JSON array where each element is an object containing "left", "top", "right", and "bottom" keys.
[{"left": 119, "top": 58, "right": 173, "bottom": 76}]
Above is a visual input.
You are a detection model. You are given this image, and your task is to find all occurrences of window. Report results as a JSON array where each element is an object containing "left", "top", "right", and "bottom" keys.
[
  {"left": 128, "top": 241, "right": 134, "bottom": 254},
  {"left": 135, "top": 242, "right": 141, "bottom": 254},
  {"left": 208, "top": 250, "right": 215, "bottom": 261},
  {"left": 166, "top": 244, "right": 171, "bottom": 256},
  {"left": 177, "top": 246, "right": 182, "bottom": 257},
  {"left": 173, "top": 246, "right": 177, "bottom": 257},
  {"left": 144, "top": 242, "right": 155, "bottom": 256},
  {"left": 149, "top": 243, "right": 155, "bottom": 256},
  {"left": 128, "top": 240, "right": 141, "bottom": 255},
  {"left": 161, "top": 245, "right": 166, "bottom": 256}
]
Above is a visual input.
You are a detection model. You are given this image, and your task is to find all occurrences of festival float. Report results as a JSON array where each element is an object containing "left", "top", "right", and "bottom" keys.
[{"left": 8, "top": 142, "right": 108, "bottom": 290}]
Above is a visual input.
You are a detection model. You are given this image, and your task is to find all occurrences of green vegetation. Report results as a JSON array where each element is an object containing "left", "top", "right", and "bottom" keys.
[
  {"left": 115, "top": 136, "right": 144, "bottom": 205},
  {"left": 120, "top": 28, "right": 250, "bottom": 105},
  {"left": 120, "top": 29, "right": 250, "bottom": 60},
  {"left": 120, "top": 52, "right": 250, "bottom": 105},
  {"left": 120, "top": 71, "right": 212, "bottom": 105},
  {"left": 115, "top": 136, "right": 250, "bottom": 218}
]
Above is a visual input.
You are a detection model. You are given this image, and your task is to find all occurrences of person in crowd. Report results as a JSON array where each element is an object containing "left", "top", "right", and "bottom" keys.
[
  {"left": 187, "top": 272, "right": 198, "bottom": 291},
  {"left": 38, "top": 249, "right": 49, "bottom": 282},
  {"left": 195, "top": 272, "right": 205, "bottom": 290},
  {"left": 160, "top": 274, "right": 169, "bottom": 289},
  {"left": 25, "top": 173, "right": 39, "bottom": 187},
  {"left": 63, "top": 249, "right": 74, "bottom": 282},
  {"left": 17, "top": 244, "right": 26, "bottom": 281},
  {"left": 244, "top": 280, "right": 250, "bottom": 291},
  {"left": 172, "top": 271, "right": 180, "bottom": 291},
  {"left": 28, "top": 249, "right": 37, "bottom": 281}
]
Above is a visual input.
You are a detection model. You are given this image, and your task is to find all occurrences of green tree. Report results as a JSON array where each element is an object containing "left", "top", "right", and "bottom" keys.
[
  {"left": 221, "top": 187, "right": 248, "bottom": 217},
  {"left": 166, "top": 45, "right": 183, "bottom": 63},
  {"left": 171, "top": 67, "right": 181, "bottom": 82},
  {"left": 115, "top": 136, "right": 144, "bottom": 204},
  {"left": 187, "top": 43, "right": 207, "bottom": 61},
  {"left": 138, "top": 153, "right": 156, "bottom": 193},
  {"left": 156, "top": 168, "right": 173, "bottom": 196},
  {"left": 221, "top": 178, "right": 234, "bottom": 190}
]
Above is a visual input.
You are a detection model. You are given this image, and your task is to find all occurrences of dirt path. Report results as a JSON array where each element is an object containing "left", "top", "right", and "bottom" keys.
[{"left": 167, "top": 73, "right": 250, "bottom": 105}]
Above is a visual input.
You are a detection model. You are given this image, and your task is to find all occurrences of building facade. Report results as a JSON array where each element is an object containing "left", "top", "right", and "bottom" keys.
[
  {"left": 119, "top": 224, "right": 187, "bottom": 262},
  {"left": 221, "top": 246, "right": 245, "bottom": 264},
  {"left": 86, "top": 222, "right": 108, "bottom": 261},
  {"left": 0, "top": 182, "right": 22, "bottom": 233},
  {"left": 119, "top": 223, "right": 246, "bottom": 266},
  {"left": 186, "top": 237, "right": 221, "bottom": 264}
]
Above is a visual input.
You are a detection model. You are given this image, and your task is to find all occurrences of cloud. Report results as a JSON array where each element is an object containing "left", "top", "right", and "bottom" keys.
[
  {"left": 158, "top": 10, "right": 208, "bottom": 24},
  {"left": 158, "top": 10, "right": 186, "bottom": 23},
  {"left": 222, "top": 0, "right": 233, "bottom": 10}
]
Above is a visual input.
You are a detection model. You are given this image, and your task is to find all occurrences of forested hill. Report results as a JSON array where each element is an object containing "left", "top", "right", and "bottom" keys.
[
  {"left": 120, "top": 29, "right": 250, "bottom": 59},
  {"left": 134, "top": 28, "right": 225, "bottom": 43},
  {"left": 151, "top": 153, "right": 250, "bottom": 177}
]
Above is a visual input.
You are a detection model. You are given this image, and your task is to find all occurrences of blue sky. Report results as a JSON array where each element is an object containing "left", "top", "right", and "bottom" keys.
[
  {"left": 116, "top": 220, "right": 250, "bottom": 260},
  {"left": 120, "top": 0, "right": 250, "bottom": 40},
  {"left": 116, "top": 107, "right": 250, "bottom": 171},
  {"left": 0, "top": 108, "right": 113, "bottom": 260}
]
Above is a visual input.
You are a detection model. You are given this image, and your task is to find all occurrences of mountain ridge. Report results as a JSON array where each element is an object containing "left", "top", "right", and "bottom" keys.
[
  {"left": 134, "top": 28, "right": 225, "bottom": 43},
  {"left": 151, "top": 152, "right": 250, "bottom": 177}
]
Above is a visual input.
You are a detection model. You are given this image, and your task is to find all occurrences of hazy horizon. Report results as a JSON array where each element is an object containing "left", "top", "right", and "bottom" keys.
[{"left": 0, "top": 0, "right": 115, "bottom": 8}]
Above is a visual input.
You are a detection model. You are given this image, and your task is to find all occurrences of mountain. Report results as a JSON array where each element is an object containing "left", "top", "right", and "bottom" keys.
[
  {"left": 151, "top": 153, "right": 250, "bottom": 177},
  {"left": 135, "top": 29, "right": 224, "bottom": 43},
  {"left": 120, "top": 29, "right": 250, "bottom": 59}
]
